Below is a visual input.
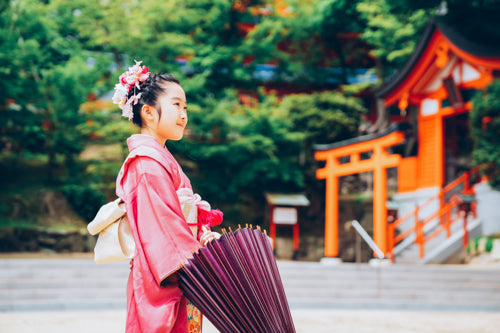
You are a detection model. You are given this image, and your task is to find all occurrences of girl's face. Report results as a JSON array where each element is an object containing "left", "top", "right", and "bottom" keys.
[{"left": 153, "top": 83, "right": 188, "bottom": 142}]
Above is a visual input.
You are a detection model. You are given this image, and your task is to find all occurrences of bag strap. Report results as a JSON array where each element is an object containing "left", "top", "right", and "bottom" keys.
[{"left": 87, "top": 198, "right": 126, "bottom": 235}]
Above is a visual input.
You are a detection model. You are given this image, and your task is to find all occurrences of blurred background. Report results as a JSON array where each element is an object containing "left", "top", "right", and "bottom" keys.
[{"left": 1, "top": 0, "right": 499, "bottom": 262}]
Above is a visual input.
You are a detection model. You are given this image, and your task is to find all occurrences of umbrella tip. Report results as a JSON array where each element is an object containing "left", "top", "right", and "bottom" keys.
[{"left": 256, "top": 225, "right": 261, "bottom": 231}]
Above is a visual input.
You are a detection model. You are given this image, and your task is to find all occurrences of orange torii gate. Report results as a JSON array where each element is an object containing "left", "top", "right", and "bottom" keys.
[{"left": 315, "top": 126, "right": 406, "bottom": 258}]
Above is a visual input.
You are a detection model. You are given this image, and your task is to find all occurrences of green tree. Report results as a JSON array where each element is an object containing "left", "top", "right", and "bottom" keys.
[
  {"left": 356, "top": 0, "right": 432, "bottom": 80},
  {"left": 169, "top": 92, "right": 305, "bottom": 225},
  {"left": 470, "top": 80, "right": 500, "bottom": 189},
  {"left": 357, "top": 0, "right": 499, "bottom": 82},
  {"left": 281, "top": 91, "right": 367, "bottom": 144},
  {"left": 243, "top": 0, "right": 370, "bottom": 86},
  {"left": 0, "top": 0, "right": 110, "bottom": 180}
]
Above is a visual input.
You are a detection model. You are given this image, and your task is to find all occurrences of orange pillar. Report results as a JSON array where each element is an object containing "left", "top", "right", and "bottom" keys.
[
  {"left": 373, "top": 157, "right": 388, "bottom": 255},
  {"left": 325, "top": 174, "right": 339, "bottom": 257}
]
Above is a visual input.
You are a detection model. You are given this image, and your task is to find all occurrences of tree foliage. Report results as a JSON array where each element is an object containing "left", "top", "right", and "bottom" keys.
[
  {"left": 168, "top": 93, "right": 305, "bottom": 224},
  {"left": 470, "top": 80, "right": 500, "bottom": 189},
  {"left": 0, "top": 0, "right": 110, "bottom": 176},
  {"left": 243, "top": 0, "right": 370, "bottom": 86},
  {"left": 356, "top": 0, "right": 432, "bottom": 79},
  {"left": 2, "top": 0, "right": 496, "bottom": 226},
  {"left": 280, "top": 91, "right": 367, "bottom": 144}
]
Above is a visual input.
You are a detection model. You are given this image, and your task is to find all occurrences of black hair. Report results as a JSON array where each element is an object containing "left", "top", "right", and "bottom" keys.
[{"left": 127, "top": 73, "right": 180, "bottom": 127}]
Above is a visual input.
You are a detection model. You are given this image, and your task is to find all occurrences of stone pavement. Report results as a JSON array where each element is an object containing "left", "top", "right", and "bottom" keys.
[
  {"left": 1, "top": 253, "right": 500, "bottom": 332},
  {"left": 1, "top": 309, "right": 500, "bottom": 333}
]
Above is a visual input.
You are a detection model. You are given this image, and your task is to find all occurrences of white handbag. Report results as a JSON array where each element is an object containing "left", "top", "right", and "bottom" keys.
[
  {"left": 87, "top": 198, "right": 135, "bottom": 264},
  {"left": 88, "top": 189, "right": 207, "bottom": 264}
]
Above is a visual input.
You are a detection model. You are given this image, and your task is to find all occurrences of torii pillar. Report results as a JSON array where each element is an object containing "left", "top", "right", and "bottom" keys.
[{"left": 315, "top": 130, "right": 405, "bottom": 258}]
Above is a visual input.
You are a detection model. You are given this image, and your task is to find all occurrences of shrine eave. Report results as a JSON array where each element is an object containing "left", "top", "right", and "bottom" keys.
[
  {"left": 375, "top": 18, "right": 500, "bottom": 100},
  {"left": 313, "top": 122, "right": 410, "bottom": 152}
]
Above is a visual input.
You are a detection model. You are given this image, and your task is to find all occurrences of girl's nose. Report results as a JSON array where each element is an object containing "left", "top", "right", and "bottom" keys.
[{"left": 180, "top": 110, "right": 187, "bottom": 119}]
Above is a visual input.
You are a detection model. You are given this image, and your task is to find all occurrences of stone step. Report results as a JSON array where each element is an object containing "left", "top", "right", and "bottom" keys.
[
  {"left": 282, "top": 273, "right": 500, "bottom": 285},
  {"left": 0, "top": 278, "right": 127, "bottom": 289},
  {"left": 0, "top": 298, "right": 126, "bottom": 312},
  {"left": 2, "top": 259, "right": 499, "bottom": 312},
  {"left": 0, "top": 288, "right": 125, "bottom": 300},
  {"left": 3, "top": 260, "right": 498, "bottom": 282},
  {"left": 2, "top": 283, "right": 498, "bottom": 301},
  {"left": 286, "top": 297, "right": 500, "bottom": 312},
  {"left": 2, "top": 278, "right": 499, "bottom": 295},
  {"left": 3, "top": 270, "right": 498, "bottom": 289},
  {"left": 284, "top": 287, "right": 500, "bottom": 302}
]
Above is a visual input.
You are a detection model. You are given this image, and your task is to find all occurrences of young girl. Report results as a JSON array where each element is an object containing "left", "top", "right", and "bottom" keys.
[{"left": 112, "top": 61, "right": 220, "bottom": 333}]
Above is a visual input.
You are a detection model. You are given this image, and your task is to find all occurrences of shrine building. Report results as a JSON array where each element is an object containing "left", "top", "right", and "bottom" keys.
[{"left": 315, "top": 19, "right": 500, "bottom": 263}]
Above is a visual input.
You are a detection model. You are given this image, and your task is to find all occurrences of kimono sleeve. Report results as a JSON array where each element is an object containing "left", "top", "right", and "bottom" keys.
[{"left": 129, "top": 158, "right": 200, "bottom": 286}]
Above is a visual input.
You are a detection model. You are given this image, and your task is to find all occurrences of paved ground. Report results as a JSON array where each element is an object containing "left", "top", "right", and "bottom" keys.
[
  {"left": 1, "top": 252, "right": 499, "bottom": 332},
  {"left": 1, "top": 309, "right": 500, "bottom": 333}
]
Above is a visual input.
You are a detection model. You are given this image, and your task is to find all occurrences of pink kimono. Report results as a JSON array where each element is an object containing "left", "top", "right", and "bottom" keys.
[{"left": 116, "top": 134, "right": 202, "bottom": 333}]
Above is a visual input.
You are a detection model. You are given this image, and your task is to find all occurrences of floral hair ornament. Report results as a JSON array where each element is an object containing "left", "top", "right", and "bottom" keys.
[{"left": 112, "top": 60, "right": 150, "bottom": 120}]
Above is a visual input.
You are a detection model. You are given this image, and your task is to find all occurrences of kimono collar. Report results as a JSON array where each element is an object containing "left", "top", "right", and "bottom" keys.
[{"left": 127, "top": 134, "right": 166, "bottom": 153}]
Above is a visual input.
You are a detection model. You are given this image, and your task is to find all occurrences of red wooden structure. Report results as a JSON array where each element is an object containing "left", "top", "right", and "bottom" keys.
[
  {"left": 315, "top": 20, "right": 500, "bottom": 260},
  {"left": 265, "top": 193, "right": 310, "bottom": 260},
  {"left": 315, "top": 126, "right": 405, "bottom": 257}
]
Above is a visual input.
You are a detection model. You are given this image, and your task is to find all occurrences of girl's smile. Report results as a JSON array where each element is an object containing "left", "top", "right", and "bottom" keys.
[{"left": 141, "top": 83, "right": 188, "bottom": 145}]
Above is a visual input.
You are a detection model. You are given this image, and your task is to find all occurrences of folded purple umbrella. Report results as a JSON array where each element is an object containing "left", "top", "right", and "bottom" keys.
[{"left": 178, "top": 227, "right": 296, "bottom": 333}]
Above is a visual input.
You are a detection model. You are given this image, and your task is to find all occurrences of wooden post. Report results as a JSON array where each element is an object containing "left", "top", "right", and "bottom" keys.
[
  {"left": 325, "top": 174, "right": 339, "bottom": 257},
  {"left": 355, "top": 232, "right": 362, "bottom": 263},
  {"left": 269, "top": 205, "right": 276, "bottom": 250},
  {"left": 446, "top": 204, "right": 452, "bottom": 237},
  {"left": 388, "top": 225, "right": 394, "bottom": 261},
  {"left": 439, "top": 190, "right": 445, "bottom": 225},
  {"left": 464, "top": 171, "right": 470, "bottom": 193},
  {"left": 462, "top": 211, "right": 469, "bottom": 248},
  {"left": 293, "top": 223, "right": 299, "bottom": 251},
  {"left": 418, "top": 221, "right": 425, "bottom": 259},
  {"left": 373, "top": 160, "right": 388, "bottom": 255},
  {"left": 293, "top": 223, "right": 300, "bottom": 260}
]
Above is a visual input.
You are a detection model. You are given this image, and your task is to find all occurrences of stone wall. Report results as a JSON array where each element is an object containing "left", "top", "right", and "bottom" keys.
[{"left": 0, "top": 227, "right": 96, "bottom": 253}]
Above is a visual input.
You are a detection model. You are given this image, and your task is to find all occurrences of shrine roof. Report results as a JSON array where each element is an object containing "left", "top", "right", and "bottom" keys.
[
  {"left": 375, "top": 18, "right": 500, "bottom": 99},
  {"left": 313, "top": 122, "right": 410, "bottom": 152},
  {"left": 264, "top": 193, "right": 310, "bottom": 207}
]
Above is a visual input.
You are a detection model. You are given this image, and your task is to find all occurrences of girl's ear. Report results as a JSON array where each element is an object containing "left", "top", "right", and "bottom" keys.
[{"left": 141, "top": 104, "right": 156, "bottom": 123}]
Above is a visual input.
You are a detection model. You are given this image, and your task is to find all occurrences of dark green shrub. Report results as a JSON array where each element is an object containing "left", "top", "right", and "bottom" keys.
[
  {"left": 485, "top": 237, "right": 494, "bottom": 253},
  {"left": 62, "top": 184, "right": 105, "bottom": 222},
  {"left": 474, "top": 237, "right": 480, "bottom": 251}
]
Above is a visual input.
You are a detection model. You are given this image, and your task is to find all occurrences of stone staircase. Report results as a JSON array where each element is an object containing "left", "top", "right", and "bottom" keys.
[
  {"left": 390, "top": 168, "right": 484, "bottom": 265},
  {"left": 280, "top": 261, "right": 500, "bottom": 311},
  {"left": 1, "top": 259, "right": 499, "bottom": 312},
  {"left": 393, "top": 216, "right": 482, "bottom": 264}
]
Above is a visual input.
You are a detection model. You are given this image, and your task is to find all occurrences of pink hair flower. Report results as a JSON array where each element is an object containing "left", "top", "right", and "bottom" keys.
[
  {"left": 121, "top": 104, "right": 133, "bottom": 120},
  {"left": 112, "top": 60, "right": 151, "bottom": 120},
  {"left": 129, "top": 93, "right": 142, "bottom": 105}
]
